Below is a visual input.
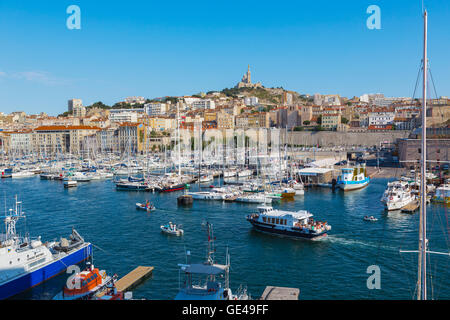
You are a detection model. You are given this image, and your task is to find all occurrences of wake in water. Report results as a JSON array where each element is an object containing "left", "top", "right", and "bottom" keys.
[{"left": 324, "top": 234, "right": 398, "bottom": 252}]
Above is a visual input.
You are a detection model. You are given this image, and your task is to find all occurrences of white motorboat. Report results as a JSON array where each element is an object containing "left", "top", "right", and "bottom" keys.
[
  {"left": 187, "top": 191, "right": 223, "bottom": 200},
  {"left": 136, "top": 202, "right": 156, "bottom": 211},
  {"left": 160, "top": 222, "right": 183, "bottom": 236},
  {"left": 235, "top": 194, "right": 272, "bottom": 204},
  {"left": 381, "top": 181, "right": 415, "bottom": 211},
  {"left": 237, "top": 169, "right": 253, "bottom": 178},
  {"left": 11, "top": 171, "right": 35, "bottom": 178}
]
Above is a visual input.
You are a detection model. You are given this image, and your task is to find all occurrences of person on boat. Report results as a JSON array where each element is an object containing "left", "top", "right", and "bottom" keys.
[{"left": 146, "top": 200, "right": 150, "bottom": 208}]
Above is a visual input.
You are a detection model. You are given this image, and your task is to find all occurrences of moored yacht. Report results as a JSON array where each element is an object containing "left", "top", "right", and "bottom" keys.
[{"left": 381, "top": 181, "right": 415, "bottom": 211}]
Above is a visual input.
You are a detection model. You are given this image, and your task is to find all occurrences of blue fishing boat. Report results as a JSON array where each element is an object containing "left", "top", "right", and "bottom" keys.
[{"left": 336, "top": 164, "right": 370, "bottom": 191}]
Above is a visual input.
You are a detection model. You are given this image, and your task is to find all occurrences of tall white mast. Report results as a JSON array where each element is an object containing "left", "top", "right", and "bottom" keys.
[
  {"left": 177, "top": 101, "right": 181, "bottom": 177},
  {"left": 418, "top": 9, "right": 428, "bottom": 301}
]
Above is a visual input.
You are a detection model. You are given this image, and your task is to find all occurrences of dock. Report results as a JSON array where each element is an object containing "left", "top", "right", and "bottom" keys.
[
  {"left": 401, "top": 201, "right": 419, "bottom": 214},
  {"left": 114, "top": 266, "right": 154, "bottom": 292},
  {"left": 260, "top": 286, "right": 300, "bottom": 300}
]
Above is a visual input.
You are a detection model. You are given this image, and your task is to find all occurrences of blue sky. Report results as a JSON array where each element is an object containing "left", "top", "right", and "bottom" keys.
[{"left": 0, "top": 0, "right": 449, "bottom": 115}]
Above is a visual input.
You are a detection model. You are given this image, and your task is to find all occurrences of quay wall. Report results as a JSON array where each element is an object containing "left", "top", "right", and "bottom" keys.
[{"left": 282, "top": 131, "right": 410, "bottom": 147}]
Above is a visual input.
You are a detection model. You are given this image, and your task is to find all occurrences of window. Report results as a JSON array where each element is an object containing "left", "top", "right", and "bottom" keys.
[
  {"left": 276, "top": 219, "right": 279, "bottom": 224},
  {"left": 262, "top": 217, "right": 267, "bottom": 222}
]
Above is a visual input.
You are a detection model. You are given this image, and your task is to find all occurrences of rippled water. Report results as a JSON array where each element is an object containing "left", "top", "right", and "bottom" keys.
[{"left": 1, "top": 176, "right": 448, "bottom": 300}]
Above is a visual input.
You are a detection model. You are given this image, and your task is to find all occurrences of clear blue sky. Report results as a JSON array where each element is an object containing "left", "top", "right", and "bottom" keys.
[{"left": 0, "top": 0, "right": 449, "bottom": 115}]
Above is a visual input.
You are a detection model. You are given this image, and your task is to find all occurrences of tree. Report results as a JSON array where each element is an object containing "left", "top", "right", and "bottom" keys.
[
  {"left": 58, "top": 111, "right": 72, "bottom": 117},
  {"left": 293, "top": 126, "right": 304, "bottom": 131},
  {"left": 88, "top": 101, "right": 110, "bottom": 109},
  {"left": 303, "top": 120, "right": 310, "bottom": 126},
  {"left": 341, "top": 117, "right": 349, "bottom": 124},
  {"left": 317, "top": 115, "right": 322, "bottom": 125},
  {"left": 313, "top": 125, "right": 324, "bottom": 131}
]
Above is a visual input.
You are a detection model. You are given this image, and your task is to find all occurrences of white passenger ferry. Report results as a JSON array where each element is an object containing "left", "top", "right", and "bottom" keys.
[{"left": 246, "top": 206, "right": 331, "bottom": 240}]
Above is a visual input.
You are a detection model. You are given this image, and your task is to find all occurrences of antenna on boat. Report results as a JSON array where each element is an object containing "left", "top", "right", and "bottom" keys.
[{"left": 205, "top": 222, "right": 215, "bottom": 265}]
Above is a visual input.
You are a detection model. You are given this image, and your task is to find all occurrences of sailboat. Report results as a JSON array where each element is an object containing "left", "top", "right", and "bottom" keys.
[{"left": 400, "top": 10, "right": 449, "bottom": 300}]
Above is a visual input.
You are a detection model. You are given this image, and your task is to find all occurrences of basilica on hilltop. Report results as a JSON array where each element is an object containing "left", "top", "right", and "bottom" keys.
[{"left": 235, "top": 65, "right": 263, "bottom": 89}]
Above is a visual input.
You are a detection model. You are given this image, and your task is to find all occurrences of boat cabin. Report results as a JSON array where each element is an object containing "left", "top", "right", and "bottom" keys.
[{"left": 63, "top": 267, "right": 105, "bottom": 298}]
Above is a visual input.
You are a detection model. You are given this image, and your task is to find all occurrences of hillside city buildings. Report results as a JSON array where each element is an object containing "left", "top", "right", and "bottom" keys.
[{"left": 1, "top": 67, "right": 449, "bottom": 165}]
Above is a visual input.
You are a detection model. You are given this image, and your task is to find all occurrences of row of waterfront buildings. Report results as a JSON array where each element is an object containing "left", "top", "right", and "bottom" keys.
[{"left": 1, "top": 66, "right": 448, "bottom": 158}]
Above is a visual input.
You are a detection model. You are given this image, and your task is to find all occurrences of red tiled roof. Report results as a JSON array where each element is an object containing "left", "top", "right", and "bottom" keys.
[{"left": 34, "top": 125, "right": 101, "bottom": 131}]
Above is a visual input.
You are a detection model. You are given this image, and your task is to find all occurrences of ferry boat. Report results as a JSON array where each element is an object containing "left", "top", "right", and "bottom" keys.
[
  {"left": 337, "top": 164, "right": 370, "bottom": 191},
  {"left": 0, "top": 197, "right": 92, "bottom": 300},
  {"left": 381, "top": 181, "right": 415, "bottom": 211},
  {"left": 175, "top": 222, "right": 249, "bottom": 300},
  {"left": 53, "top": 262, "right": 116, "bottom": 300},
  {"left": 246, "top": 206, "right": 331, "bottom": 240}
]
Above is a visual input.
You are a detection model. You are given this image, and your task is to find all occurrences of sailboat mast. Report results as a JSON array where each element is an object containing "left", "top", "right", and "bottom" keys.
[
  {"left": 177, "top": 102, "right": 181, "bottom": 177},
  {"left": 418, "top": 9, "right": 428, "bottom": 301}
]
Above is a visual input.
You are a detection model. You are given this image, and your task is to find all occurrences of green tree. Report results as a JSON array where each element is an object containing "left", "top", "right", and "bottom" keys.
[
  {"left": 88, "top": 101, "right": 110, "bottom": 109},
  {"left": 303, "top": 120, "right": 310, "bottom": 126},
  {"left": 341, "top": 117, "right": 349, "bottom": 124},
  {"left": 317, "top": 115, "right": 322, "bottom": 125}
]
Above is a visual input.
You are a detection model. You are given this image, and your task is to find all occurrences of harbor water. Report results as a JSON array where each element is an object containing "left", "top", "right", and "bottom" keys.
[{"left": 1, "top": 176, "right": 448, "bottom": 299}]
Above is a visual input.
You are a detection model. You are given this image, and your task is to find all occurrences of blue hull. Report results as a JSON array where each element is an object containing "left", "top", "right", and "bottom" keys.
[{"left": 0, "top": 243, "right": 92, "bottom": 300}]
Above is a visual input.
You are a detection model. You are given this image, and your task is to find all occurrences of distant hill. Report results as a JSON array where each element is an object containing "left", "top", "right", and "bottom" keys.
[{"left": 220, "top": 87, "right": 311, "bottom": 105}]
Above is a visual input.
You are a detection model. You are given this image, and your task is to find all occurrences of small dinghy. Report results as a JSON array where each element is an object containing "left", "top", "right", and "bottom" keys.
[
  {"left": 160, "top": 222, "right": 184, "bottom": 236},
  {"left": 363, "top": 216, "right": 378, "bottom": 222},
  {"left": 136, "top": 201, "right": 156, "bottom": 212}
]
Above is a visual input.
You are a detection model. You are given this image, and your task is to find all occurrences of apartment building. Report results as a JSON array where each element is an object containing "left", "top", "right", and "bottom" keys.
[
  {"left": 144, "top": 103, "right": 167, "bottom": 116},
  {"left": 321, "top": 114, "right": 341, "bottom": 130}
]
